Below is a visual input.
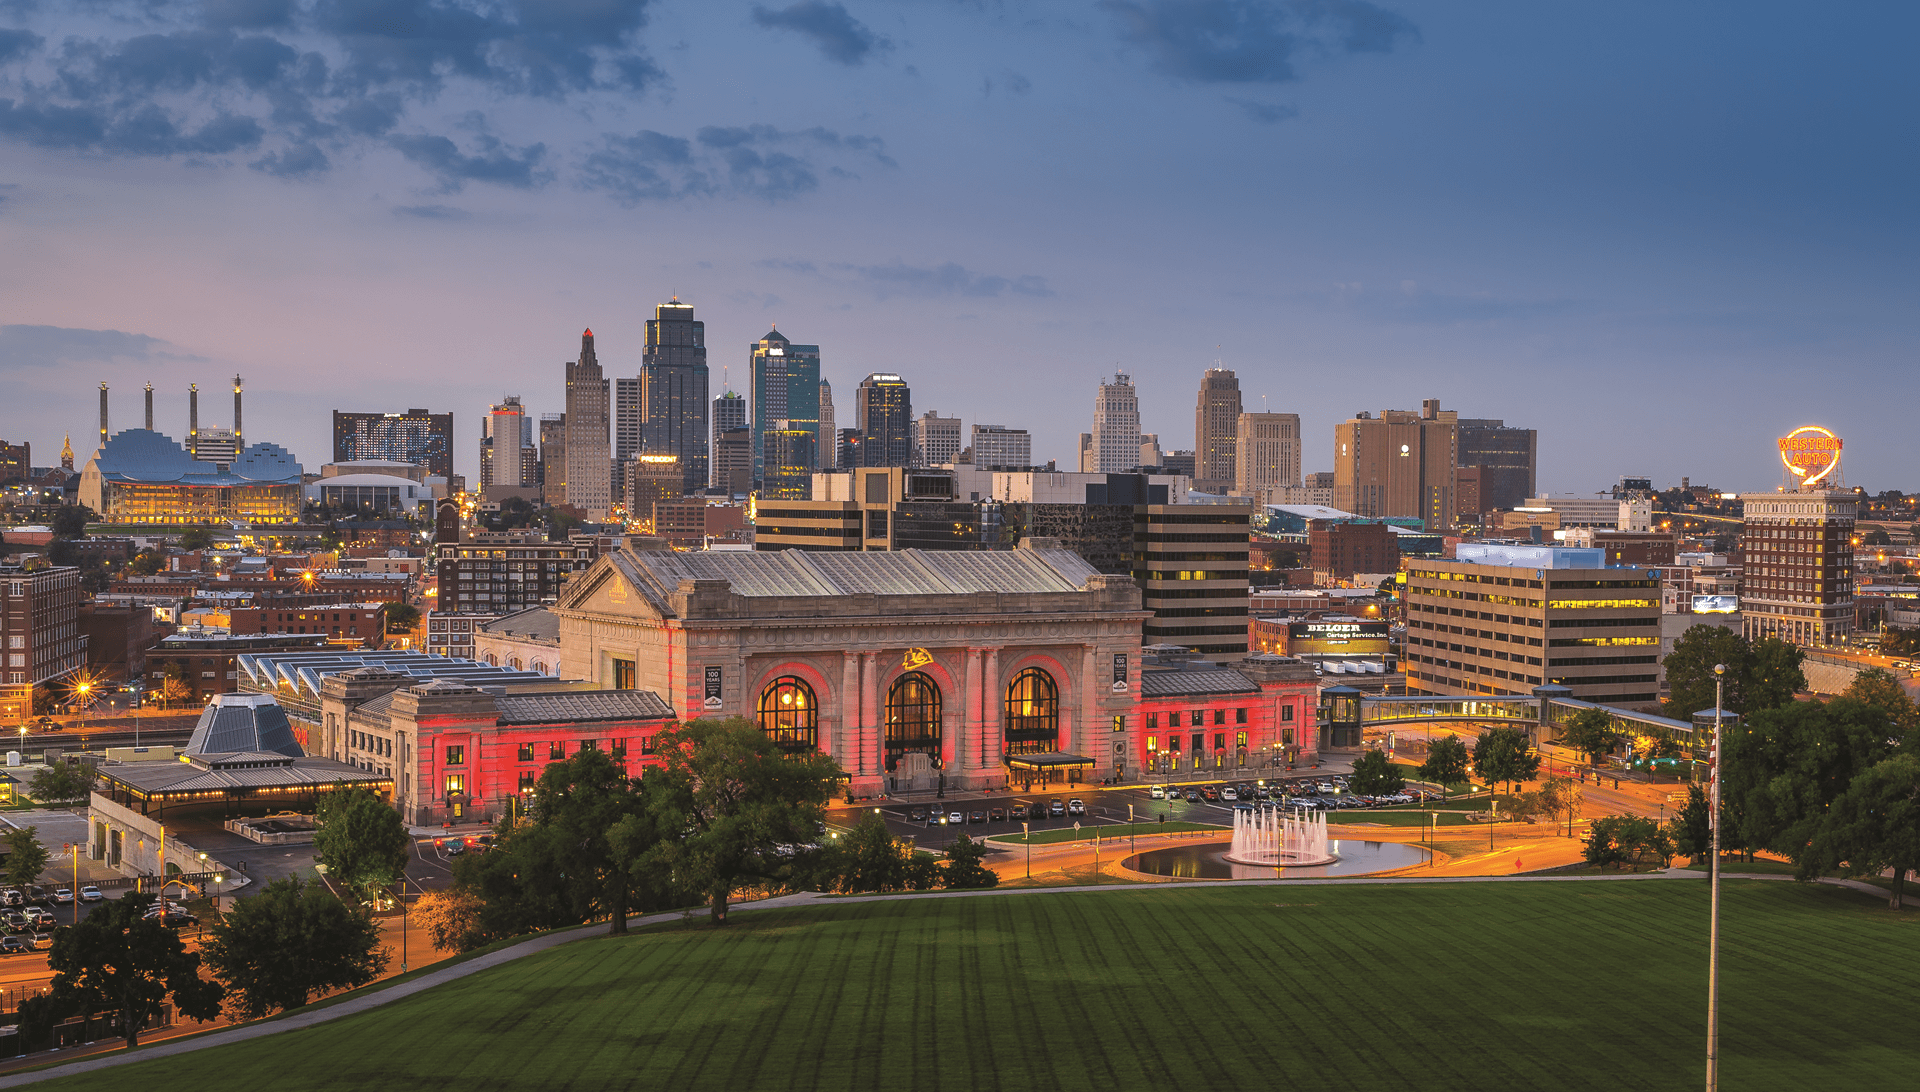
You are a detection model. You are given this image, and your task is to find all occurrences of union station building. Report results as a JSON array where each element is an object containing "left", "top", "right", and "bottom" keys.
[{"left": 552, "top": 540, "right": 1323, "bottom": 796}]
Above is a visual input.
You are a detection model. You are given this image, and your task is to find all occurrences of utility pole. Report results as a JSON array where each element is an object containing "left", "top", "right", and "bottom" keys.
[{"left": 1706, "top": 663, "right": 1726, "bottom": 1092}]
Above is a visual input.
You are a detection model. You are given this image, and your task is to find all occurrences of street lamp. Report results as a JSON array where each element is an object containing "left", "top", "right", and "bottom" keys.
[{"left": 1706, "top": 662, "right": 1726, "bottom": 1092}]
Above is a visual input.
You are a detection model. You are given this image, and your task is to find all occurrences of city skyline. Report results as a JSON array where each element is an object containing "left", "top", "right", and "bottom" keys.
[{"left": 1, "top": 4, "right": 1914, "bottom": 492}]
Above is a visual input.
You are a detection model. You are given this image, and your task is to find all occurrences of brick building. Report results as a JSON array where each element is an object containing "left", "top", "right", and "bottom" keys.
[
  {"left": 79, "top": 602, "right": 158, "bottom": 684},
  {"left": 1308, "top": 520, "right": 1401, "bottom": 583},
  {"left": 1135, "top": 653, "right": 1318, "bottom": 775},
  {"left": 1, "top": 562, "right": 85, "bottom": 724}
]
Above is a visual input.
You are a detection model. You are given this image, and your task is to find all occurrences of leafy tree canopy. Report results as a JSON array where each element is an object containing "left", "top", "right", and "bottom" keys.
[
  {"left": 47, "top": 893, "right": 224, "bottom": 1048},
  {"left": 1348, "top": 748, "right": 1405, "bottom": 796},
  {"left": 1664, "top": 625, "right": 1805, "bottom": 719},
  {"left": 1417, "top": 735, "right": 1471, "bottom": 796},
  {"left": 202, "top": 875, "right": 388, "bottom": 1019},
  {"left": 3, "top": 826, "right": 48, "bottom": 889},
  {"left": 313, "top": 788, "right": 412, "bottom": 900}
]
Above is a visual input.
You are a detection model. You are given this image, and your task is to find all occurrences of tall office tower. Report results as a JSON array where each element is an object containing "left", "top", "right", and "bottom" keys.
[
  {"left": 750, "top": 327, "right": 821, "bottom": 478},
  {"left": 539, "top": 414, "right": 567, "bottom": 505},
  {"left": 564, "top": 329, "right": 612, "bottom": 517},
  {"left": 1079, "top": 433, "right": 1094, "bottom": 473},
  {"left": 481, "top": 397, "right": 531, "bottom": 488},
  {"left": 333, "top": 409, "right": 455, "bottom": 480},
  {"left": 855, "top": 373, "right": 913, "bottom": 467},
  {"left": 837, "top": 428, "right": 866, "bottom": 471},
  {"left": 971, "top": 424, "right": 1032, "bottom": 468},
  {"left": 642, "top": 298, "right": 709, "bottom": 492},
  {"left": 1456, "top": 418, "right": 1538, "bottom": 514},
  {"left": 914, "top": 410, "right": 962, "bottom": 467},
  {"left": 818, "top": 380, "right": 836, "bottom": 469},
  {"left": 614, "top": 377, "right": 642, "bottom": 467},
  {"left": 625, "top": 453, "right": 684, "bottom": 530},
  {"left": 1139, "top": 434, "right": 1164, "bottom": 469},
  {"left": 1332, "top": 398, "right": 1458, "bottom": 531},
  {"left": 711, "top": 391, "right": 747, "bottom": 487},
  {"left": 1234, "top": 412, "right": 1302, "bottom": 499},
  {"left": 712, "top": 425, "right": 753, "bottom": 495},
  {"left": 1194, "top": 368, "right": 1242, "bottom": 493},
  {"left": 1739, "top": 490, "right": 1856, "bottom": 648},
  {"left": 1091, "top": 372, "right": 1141, "bottom": 475},
  {"left": 763, "top": 427, "right": 816, "bottom": 500}
]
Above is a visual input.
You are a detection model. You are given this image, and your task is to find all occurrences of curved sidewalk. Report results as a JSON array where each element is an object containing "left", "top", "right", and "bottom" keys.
[{"left": 0, "top": 865, "right": 1853, "bottom": 1087}]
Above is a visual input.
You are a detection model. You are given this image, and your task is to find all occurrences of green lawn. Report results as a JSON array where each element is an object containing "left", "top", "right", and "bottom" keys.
[
  {"left": 994, "top": 821, "right": 1221, "bottom": 844},
  {"left": 34, "top": 879, "right": 1919, "bottom": 1092}
]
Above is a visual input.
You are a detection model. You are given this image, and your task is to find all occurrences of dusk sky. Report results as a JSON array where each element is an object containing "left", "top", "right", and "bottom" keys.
[{"left": 2, "top": 1, "right": 1913, "bottom": 493}]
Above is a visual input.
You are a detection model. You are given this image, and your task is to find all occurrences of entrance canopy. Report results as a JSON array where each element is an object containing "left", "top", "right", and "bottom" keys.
[{"left": 1004, "top": 752, "right": 1096, "bottom": 771}]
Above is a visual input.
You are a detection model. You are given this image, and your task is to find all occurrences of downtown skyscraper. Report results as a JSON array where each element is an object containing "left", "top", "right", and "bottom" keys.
[
  {"left": 856, "top": 374, "right": 913, "bottom": 467},
  {"left": 750, "top": 327, "right": 820, "bottom": 480},
  {"left": 1194, "top": 368, "right": 1243, "bottom": 493},
  {"left": 641, "top": 298, "right": 709, "bottom": 492},
  {"left": 564, "top": 329, "right": 612, "bottom": 518},
  {"left": 1090, "top": 372, "right": 1141, "bottom": 474}
]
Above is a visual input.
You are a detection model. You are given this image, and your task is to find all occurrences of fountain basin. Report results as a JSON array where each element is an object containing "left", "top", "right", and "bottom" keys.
[{"left": 1124, "top": 839, "right": 1429, "bottom": 880}]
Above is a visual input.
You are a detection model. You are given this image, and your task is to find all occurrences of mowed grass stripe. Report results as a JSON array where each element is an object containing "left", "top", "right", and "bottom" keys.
[{"left": 25, "top": 880, "right": 1920, "bottom": 1092}]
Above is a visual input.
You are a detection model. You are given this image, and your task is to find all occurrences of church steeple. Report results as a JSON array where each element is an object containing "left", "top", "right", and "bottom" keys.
[{"left": 60, "top": 434, "right": 74, "bottom": 471}]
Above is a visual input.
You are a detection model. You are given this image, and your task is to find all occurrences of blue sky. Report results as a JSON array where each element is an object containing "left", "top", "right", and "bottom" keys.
[{"left": 1, "top": 1, "right": 1913, "bottom": 493}]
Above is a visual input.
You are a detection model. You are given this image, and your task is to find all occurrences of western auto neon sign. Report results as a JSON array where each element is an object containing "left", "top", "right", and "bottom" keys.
[{"left": 1777, "top": 426, "right": 1842, "bottom": 486}]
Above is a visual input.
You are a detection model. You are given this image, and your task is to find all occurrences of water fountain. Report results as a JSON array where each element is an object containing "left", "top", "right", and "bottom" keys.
[{"left": 1224, "top": 805, "right": 1338, "bottom": 867}]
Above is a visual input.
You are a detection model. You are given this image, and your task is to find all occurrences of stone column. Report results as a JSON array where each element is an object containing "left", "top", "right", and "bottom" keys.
[
  {"left": 839, "top": 652, "right": 861, "bottom": 771},
  {"left": 958, "top": 648, "right": 982, "bottom": 771},
  {"left": 980, "top": 646, "right": 1001, "bottom": 787},
  {"left": 860, "top": 652, "right": 879, "bottom": 779}
]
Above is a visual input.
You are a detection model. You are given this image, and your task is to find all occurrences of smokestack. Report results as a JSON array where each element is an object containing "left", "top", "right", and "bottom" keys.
[
  {"left": 233, "top": 374, "right": 243, "bottom": 449},
  {"left": 145, "top": 383, "right": 154, "bottom": 430},
  {"left": 190, "top": 383, "right": 199, "bottom": 454},
  {"left": 99, "top": 382, "right": 109, "bottom": 449}
]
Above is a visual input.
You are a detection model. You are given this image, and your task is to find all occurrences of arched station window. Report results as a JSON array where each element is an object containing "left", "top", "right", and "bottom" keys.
[
  {"left": 1003, "top": 668, "right": 1059, "bottom": 756},
  {"left": 885, "top": 672, "right": 942, "bottom": 771},
  {"left": 758, "top": 676, "right": 818, "bottom": 754}
]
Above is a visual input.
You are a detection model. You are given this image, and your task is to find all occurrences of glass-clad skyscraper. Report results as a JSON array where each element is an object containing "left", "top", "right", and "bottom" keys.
[
  {"left": 750, "top": 327, "right": 821, "bottom": 480},
  {"left": 642, "top": 298, "right": 709, "bottom": 493}
]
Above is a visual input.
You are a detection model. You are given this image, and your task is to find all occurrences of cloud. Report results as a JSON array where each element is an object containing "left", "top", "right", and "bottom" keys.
[
  {"left": 393, "top": 203, "right": 470, "bottom": 219},
  {"left": 0, "top": 324, "right": 208, "bottom": 370},
  {"left": 198, "top": 0, "right": 298, "bottom": 30},
  {"left": 250, "top": 140, "right": 328, "bottom": 177},
  {"left": 389, "top": 131, "right": 547, "bottom": 190},
  {"left": 1101, "top": 0, "right": 1417, "bottom": 84},
  {"left": 1230, "top": 98, "right": 1298, "bottom": 123},
  {"left": 0, "top": 26, "right": 41, "bottom": 64},
  {"left": 759, "top": 258, "right": 1054, "bottom": 300},
  {"left": 750, "top": 2, "right": 889, "bottom": 66},
  {"left": 580, "top": 124, "right": 891, "bottom": 205}
]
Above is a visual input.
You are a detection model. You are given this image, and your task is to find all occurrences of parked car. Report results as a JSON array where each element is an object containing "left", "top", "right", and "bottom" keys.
[
  {"left": 1220, "top": 787, "right": 1238, "bottom": 802},
  {"left": 52, "top": 888, "right": 73, "bottom": 905},
  {"left": 909, "top": 809, "right": 928, "bottom": 822},
  {"left": 1066, "top": 799, "right": 1086, "bottom": 816},
  {"left": 988, "top": 808, "right": 1006, "bottom": 823},
  {"left": 1048, "top": 801, "right": 1066, "bottom": 817},
  {"left": 968, "top": 811, "right": 987, "bottom": 824},
  {"left": 0, "top": 935, "right": 33, "bottom": 955},
  {"left": 1, "top": 912, "right": 27, "bottom": 933},
  {"left": 78, "top": 886, "right": 103, "bottom": 903},
  {"left": 23, "top": 907, "right": 53, "bottom": 927},
  {"left": 0, "top": 889, "right": 22, "bottom": 907},
  {"left": 1184, "top": 789, "right": 1201, "bottom": 803},
  {"left": 144, "top": 908, "right": 197, "bottom": 928},
  {"left": 947, "top": 811, "right": 964, "bottom": 825},
  {"left": 1148, "top": 785, "right": 1166, "bottom": 799},
  {"left": 1200, "top": 788, "right": 1221, "bottom": 802}
]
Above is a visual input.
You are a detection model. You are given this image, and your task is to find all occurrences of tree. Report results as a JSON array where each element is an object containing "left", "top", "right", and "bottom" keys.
[
  {"left": 530, "top": 747, "right": 661, "bottom": 934},
  {"left": 48, "top": 505, "right": 91, "bottom": 540},
  {"left": 1668, "top": 783, "right": 1713, "bottom": 864},
  {"left": 1472, "top": 727, "right": 1540, "bottom": 794},
  {"left": 3, "top": 826, "right": 48, "bottom": 888},
  {"left": 313, "top": 788, "right": 412, "bottom": 902},
  {"left": 1840, "top": 667, "right": 1919, "bottom": 737},
  {"left": 641, "top": 717, "right": 842, "bottom": 923},
  {"left": 27, "top": 760, "right": 97, "bottom": 804},
  {"left": 1801, "top": 754, "right": 1920, "bottom": 909},
  {"left": 1348, "top": 748, "right": 1405, "bottom": 796},
  {"left": 1509, "top": 776, "right": 1580, "bottom": 826},
  {"left": 201, "top": 876, "right": 388, "bottom": 1019},
  {"left": 1417, "top": 735, "right": 1470, "bottom": 797},
  {"left": 46, "top": 893, "right": 224, "bottom": 1048},
  {"left": 1861, "top": 528, "right": 1893, "bottom": 547},
  {"left": 177, "top": 525, "right": 215, "bottom": 551},
  {"left": 412, "top": 889, "right": 485, "bottom": 953},
  {"left": 834, "top": 812, "right": 912, "bottom": 893},
  {"left": 127, "top": 548, "right": 165, "bottom": 576},
  {"left": 943, "top": 833, "right": 999, "bottom": 889},
  {"left": 1558, "top": 707, "right": 1620, "bottom": 765},
  {"left": 1721, "top": 697, "right": 1898, "bottom": 863},
  {"left": 1663, "top": 626, "right": 1806, "bottom": 719},
  {"left": 1585, "top": 815, "right": 1671, "bottom": 871},
  {"left": 383, "top": 602, "right": 422, "bottom": 633}
]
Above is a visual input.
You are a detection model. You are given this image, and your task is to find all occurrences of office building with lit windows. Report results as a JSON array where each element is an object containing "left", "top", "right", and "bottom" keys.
[
  {"left": 552, "top": 540, "right": 1148, "bottom": 794},
  {"left": 1402, "top": 544, "right": 1662, "bottom": 705},
  {"left": 1738, "top": 490, "right": 1855, "bottom": 647}
]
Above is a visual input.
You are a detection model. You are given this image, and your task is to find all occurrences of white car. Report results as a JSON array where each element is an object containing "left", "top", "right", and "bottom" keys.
[
  {"left": 1066, "top": 799, "right": 1086, "bottom": 816},
  {"left": 53, "top": 888, "right": 73, "bottom": 904},
  {"left": 1149, "top": 785, "right": 1166, "bottom": 799},
  {"left": 947, "top": 811, "right": 964, "bottom": 825},
  {"left": 1221, "top": 787, "right": 1239, "bottom": 801},
  {"left": 78, "top": 886, "right": 103, "bottom": 903}
]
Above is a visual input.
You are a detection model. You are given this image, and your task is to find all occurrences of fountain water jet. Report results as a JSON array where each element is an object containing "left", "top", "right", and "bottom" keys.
[{"left": 1224, "top": 805, "right": 1338, "bottom": 867}]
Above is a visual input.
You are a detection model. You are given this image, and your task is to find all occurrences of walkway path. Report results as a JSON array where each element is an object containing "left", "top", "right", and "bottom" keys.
[{"left": 0, "top": 864, "right": 1898, "bottom": 1087}]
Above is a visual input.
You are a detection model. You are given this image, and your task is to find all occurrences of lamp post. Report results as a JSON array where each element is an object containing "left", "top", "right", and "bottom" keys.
[
  {"left": 1022, "top": 822, "right": 1030, "bottom": 880},
  {"left": 1706, "top": 662, "right": 1726, "bottom": 1092}
]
